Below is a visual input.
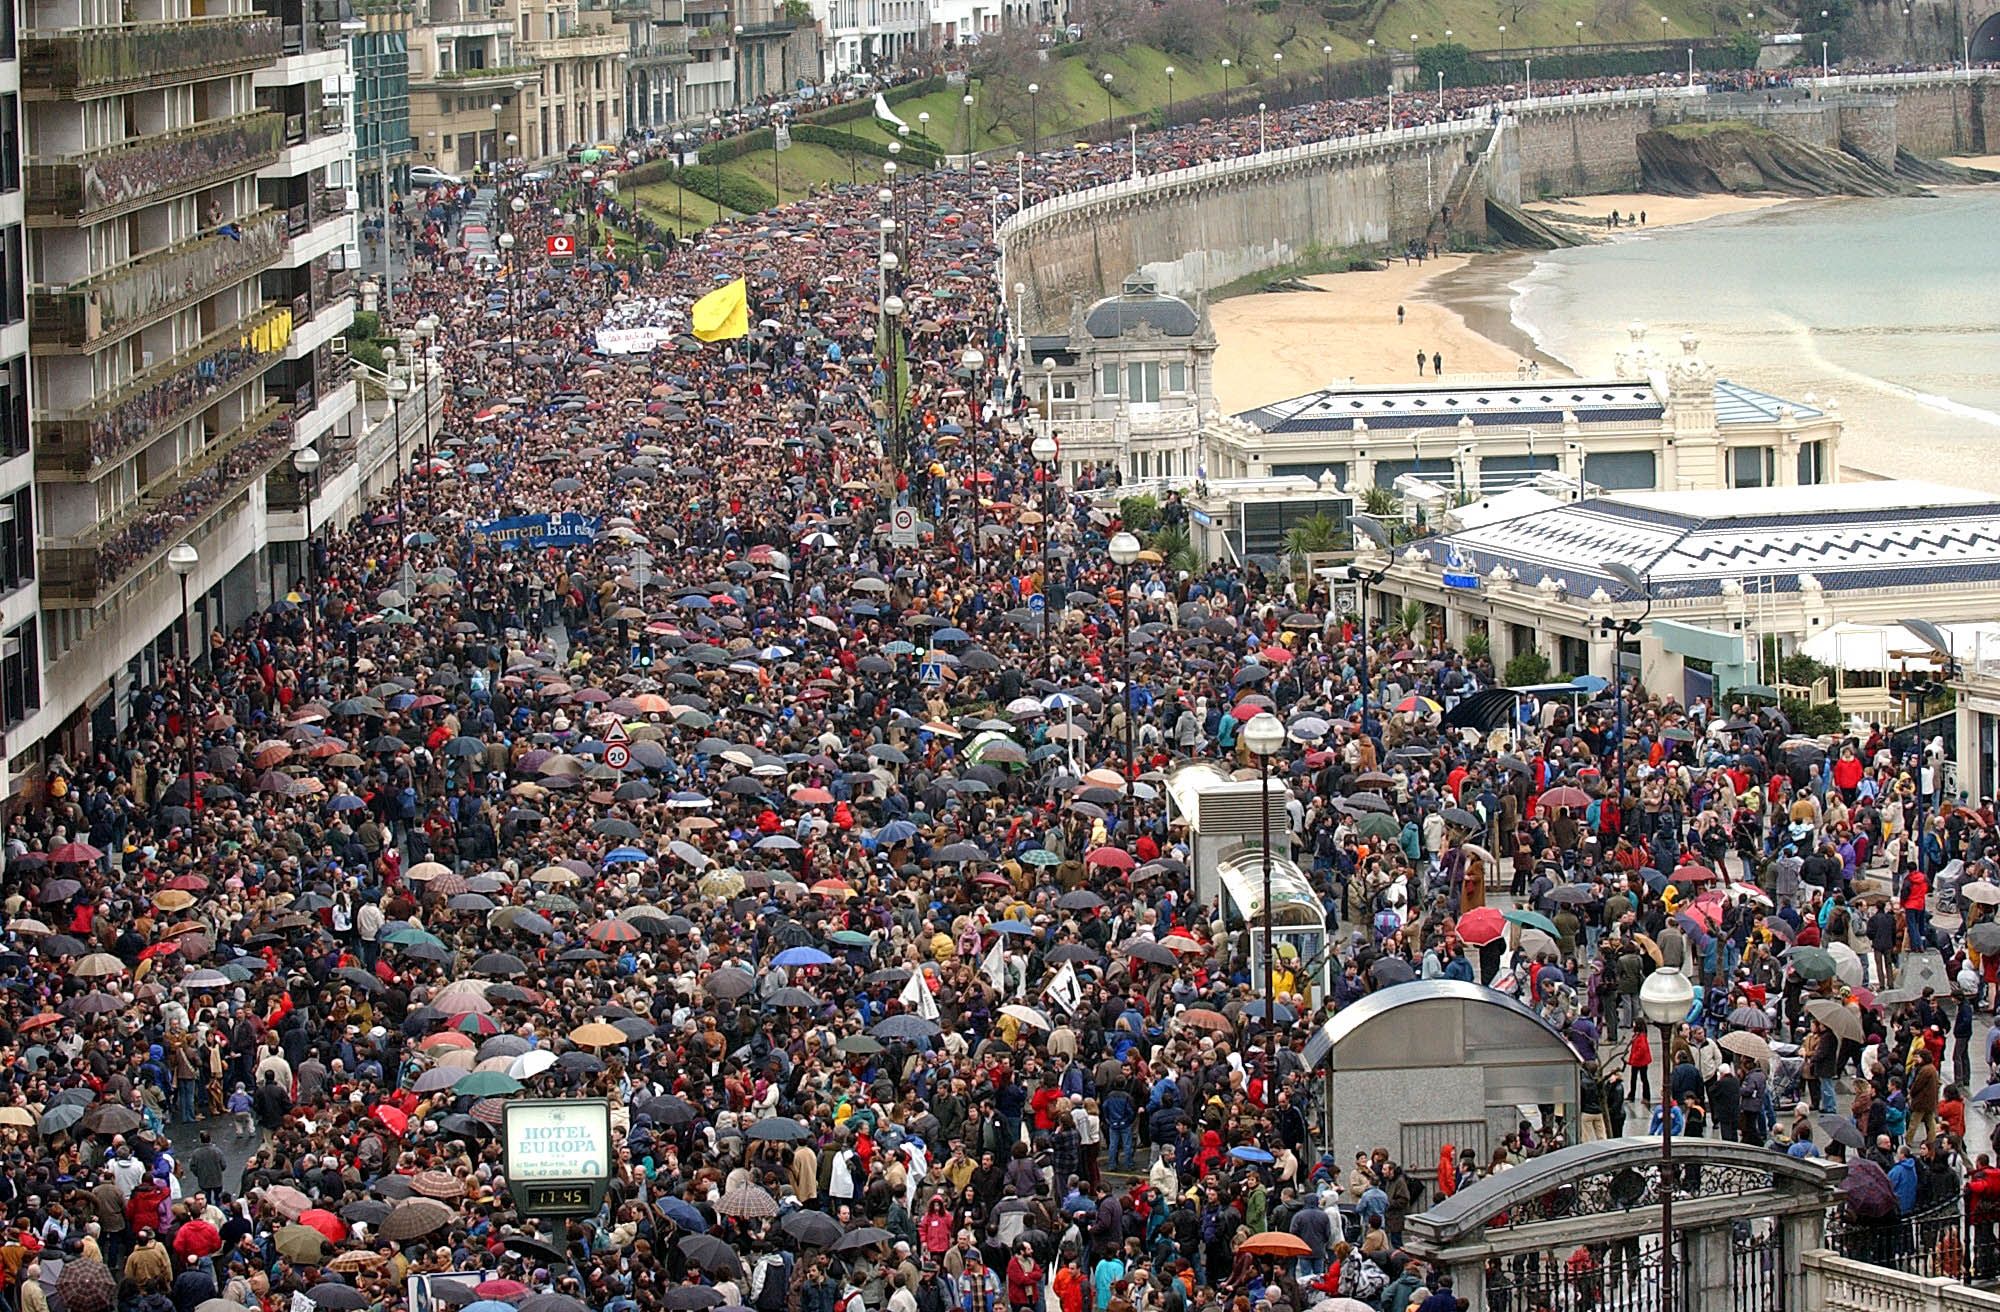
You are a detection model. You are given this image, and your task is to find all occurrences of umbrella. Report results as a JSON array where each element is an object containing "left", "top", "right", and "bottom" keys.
[
  {"left": 1817, "top": 1113, "right": 1867, "bottom": 1151},
  {"left": 663, "top": 1291, "right": 725, "bottom": 1312},
  {"left": 1504, "top": 908, "right": 1559, "bottom": 936},
  {"left": 833, "top": 1226, "right": 895, "bottom": 1252},
  {"left": 1369, "top": 957, "right": 1417, "bottom": 986},
  {"left": 273, "top": 1225, "right": 327, "bottom": 1263},
  {"left": 297, "top": 1211, "right": 348, "bottom": 1245},
  {"left": 309, "top": 1285, "right": 371, "bottom": 1310},
  {"left": 1968, "top": 922, "right": 2000, "bottom": 955},
  {"left": 57, "top": 1259, "right": 117, "bottom": 1312},
  {"left": 1805, "top": 997, "right": 1864, "bottom": 1043},
  {"left": 1787, "top": 946, "right": 1838, "bottom": 982},
  {"left": 677, "top": 1234, "right": 742, "bottom": 1276},
  {"left": 716, "top": 1184, "right": 778, "bottom": 1218},
  {"left": 1718, "top": 1030, "right": 1774, "bottom": 1063},
  {"left": 747, "top": 1116, "right": 810, "bottom": 1142},
  {"left": 1236, "top": 1232, "right": 1311, "bottom": 1258},
  {"left": 780, "top": 1210, "right": 847, "bottom": 1247},
  {"left": 1455, "top": 906, "right": 1505, "bottom": 946},
  {"left": 80, "top": 1103, "right": 143, "bottom": 1134},
  {"left": 379, "top": 1197, "right": 456, "bottom": 1240},
  {"left": 1539, "top": 786, "right": 1590, "bottom": 810}
]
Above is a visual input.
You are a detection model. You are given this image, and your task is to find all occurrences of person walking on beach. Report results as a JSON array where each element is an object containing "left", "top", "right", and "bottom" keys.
[
  {"left": 1397, "top": 305, "right": 1405, "bottom": 326},
  {"left": 1433, "top": 351, "right": 1443, "bottom": 378},
  {"left": 1417, "top": 350, "right": 1426, "bottom": 377}
]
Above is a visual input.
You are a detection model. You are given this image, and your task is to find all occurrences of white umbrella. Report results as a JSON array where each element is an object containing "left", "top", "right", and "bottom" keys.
[
  {"left": 999, "top": 1004, "right": 1053, "bottom": 1031},
  {"left": 508, "top": 1049, "right": 558, "bottom": 1081}
]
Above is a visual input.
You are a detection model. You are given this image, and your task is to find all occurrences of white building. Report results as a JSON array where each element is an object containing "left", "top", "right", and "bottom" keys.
[{"left": 1207, "top": 330, "right": 1843, "bottom": 496}]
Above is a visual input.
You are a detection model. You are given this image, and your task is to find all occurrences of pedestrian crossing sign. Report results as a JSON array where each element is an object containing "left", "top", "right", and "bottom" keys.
[{"left": 918, "top": 662, "right": 944, "bottom": 686}]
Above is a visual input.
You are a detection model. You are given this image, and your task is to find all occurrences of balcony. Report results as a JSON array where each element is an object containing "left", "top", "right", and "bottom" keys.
[
  {"left": 519, "top": 27, "right": 628, "bottom": 58},
  {"left": 31, "top": 208, "right": 287, "bottom": 350},
  {"left": 283, "top": 185, "right": 348, "bottom": 236},
  {"left": 411, "top": 62, "right": 537, "bottom": 88},
  {"left": 27, "top": 112, "right": 285, "bottom": 223},
  {"left": 40, "top": 396, "right": 292, "bottom": 607},
  {"left": 282, "top": 19, "right": 353, "bottom": 54},
  {"left": 632, "top": 29, "right": 690, "bottom": 63},
  {"left": 688, "top": 26, "right": 730, "bottom": 50},
  {"left": 21, "top": 16, "right": 284, "bottom": 96},
  {"left": 35, "top": 304, "right": 294, "bottom": 479}
]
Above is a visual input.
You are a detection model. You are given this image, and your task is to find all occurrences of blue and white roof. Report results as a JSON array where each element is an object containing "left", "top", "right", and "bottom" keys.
[
  {"left": 1404, "top": 481, "right": 2000, "bottom": 600},
  {"left": 1236, "top": 378, "right": 1824, "bottom": 433},
  {"left": 1713, "top": 379, "right": 1825, "bottom": 426}
]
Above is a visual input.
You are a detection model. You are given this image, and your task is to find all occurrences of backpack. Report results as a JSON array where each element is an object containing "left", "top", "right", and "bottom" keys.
[{"left": 1339, "top": 1257, "right": 1386, "bottom": 1299}]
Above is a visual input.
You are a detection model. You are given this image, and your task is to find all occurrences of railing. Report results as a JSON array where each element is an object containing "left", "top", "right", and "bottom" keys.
[
  {"left": 520, "top": 27, "right": 626, "bottom": 57},
  {"left": 1802, "top": 1247, "right": 2000, "bottom": 1312},
  {"left": 20, "top": 15, "right": 282, "bottom": 94},
  {"left": 1825, "top": 1200, "right": 1970, "bottom": 1281},
  {"left": 34, "top": 304, "right": 294, "bottom": 477},
  {"left": 40, "top": 396, "right": 292, "bottom": 606},
  {"left": 316, "top": 106, "right": 346, "bottom": 136},
  {"left": 29, "top": 208, "right": 286, "bottom": 349},
  {"left": 417, "top": 62, "right": 538, "bottom": 85},
  {"left": 27, "top": 112, "right": 285, "bottom": 221}
]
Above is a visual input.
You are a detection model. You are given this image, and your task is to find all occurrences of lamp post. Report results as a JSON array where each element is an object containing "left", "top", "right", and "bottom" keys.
[
  {"left": 1322, "top": 45, "right": 1333, "bottom": 101},
  {"left": 1244, "top": 711, "right": 1287, "bottom": 1013},
  {"left": 671, "top": 131, "right": 687, "bottom": 228},
  {"left": 384, "top": 358, "right": 408, "bottom": 524},
  {"left": 1600, "top": 560, "right": 1654, "bottom": 840},
  {"left": 293, "top": 446, "right": 322, "bottom": 591},
  {"left": 709, "top": 118, "right": 723, "bottom": 221},
  {"left": 1258, "top": 101, "right": 1267, "bottom": 152},
  {"left": 918, "top": 110, "right": 930, "bottom": 145},
  {"left": 1108, "top": 530, "right": 1141, "bottom": 774},
  {"left": 962, "top": 92, "right": 974, "bottom": 158},
  {"left": 1027, "top": 82, "right": 1039, "bottom": 154},
  {"left": 1349, "top": 512, "right": 1392, "bottom": 741},
  {"left": 1101, "top": 72, "right": 1113, "bottom": 134},
  {"left": 1640, "top": 965, "right": 1695, "bottom": 1312},
  {"left": 1221, "top": 58, "right": 1232, "bottom": 110},
  {"left": 1163, "top": 67, "right": 1175, "bottom": 125},
  {"left": 416, "top": 308, "right": 441, "bottom": 464},
  {"left": 1032, "top": 428, "right": 1058, "bottom": 676},
  {"left": 496, "top": 233, "right": 517, "bottom": 373},
  {"left": 961, "top": 346, "right": 985, "bottom": 572},
  {"left": 883, "top": 292, "right": 905, "bottom": 465},
  {"left": 168, "top": 541, "right": 200, "bottom": 806},
  {"left": 490, "top": 101, "right": 503, "bottom": 168}
]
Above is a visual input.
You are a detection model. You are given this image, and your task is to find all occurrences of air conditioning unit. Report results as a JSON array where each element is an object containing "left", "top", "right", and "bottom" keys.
[{"left": 331, "top": 337, "right": 348, "bottom": 356}]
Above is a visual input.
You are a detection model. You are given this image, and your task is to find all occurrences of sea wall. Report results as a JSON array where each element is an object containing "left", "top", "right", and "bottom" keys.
[{"left": 999, "top": 73, "right": 2000, "bottom": 332}]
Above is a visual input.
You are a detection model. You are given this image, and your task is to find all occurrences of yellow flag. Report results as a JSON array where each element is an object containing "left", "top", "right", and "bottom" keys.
[{"left": 691, "top": 277, "right": 749, "bottom": 343}]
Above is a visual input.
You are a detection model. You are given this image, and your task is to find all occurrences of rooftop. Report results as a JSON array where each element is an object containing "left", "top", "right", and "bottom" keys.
[
  {"left": 1402, "top": 479, "right": 2000, "bottom": 600},
  {"left": 1235, "top": 377, "right": 1828, "bottom": 433}
]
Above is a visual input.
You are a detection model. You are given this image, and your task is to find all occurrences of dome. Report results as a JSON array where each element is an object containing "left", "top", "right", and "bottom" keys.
[{"left": 1083, "top": 274, "right": 1199, "bottom": 341}]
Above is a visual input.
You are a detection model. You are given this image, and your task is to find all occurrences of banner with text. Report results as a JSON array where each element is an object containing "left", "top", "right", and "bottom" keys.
[{"left": 470, "top": 512, "right": 604, "bottom": 550}]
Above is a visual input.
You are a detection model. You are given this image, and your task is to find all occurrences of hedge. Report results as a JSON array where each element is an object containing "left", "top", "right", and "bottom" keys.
[
  {"left": 672, "top": 163, "right": 776, "bottom": 216},
  {"left": 1418, "top": 41, "right": 1757, "bottom": 89},
  {"left": 803, "top": 75, "right": 947, "bottom": 126},
  {"left": 790, "top": 123, "right": 943, "bottom": 166},
  {"left": 699, "top": 127, "right": 774, "bottom": 166}
]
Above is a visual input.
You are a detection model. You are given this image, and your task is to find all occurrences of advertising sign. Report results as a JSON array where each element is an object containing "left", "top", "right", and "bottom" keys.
[
  {"left": 469, "top": 512, "right": 603, "bottom": 550},
  {"left": 547, "top": 233, "right": 578, "bottom": 258},
  {"left": 502, "top": 1099, "right": 613, "bottom": 1217}
]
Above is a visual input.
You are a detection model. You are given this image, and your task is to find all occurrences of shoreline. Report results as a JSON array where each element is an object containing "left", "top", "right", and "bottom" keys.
[{"left": 1207, "top": 191, "right": 1797, "bottom": 413}]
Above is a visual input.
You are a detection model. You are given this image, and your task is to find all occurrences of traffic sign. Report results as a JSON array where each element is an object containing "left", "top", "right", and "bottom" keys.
[
  {"left": 546, "top": 233, "right": 577, "bottom": 258},
  {"left": 918, "top": 662, "right": 944, "bottom": 686},
  {"left": 1027, "top": 593, "right": 1046, "bottom": 614},
  {"left": 889, "top": 505, "right": 918, "bottom": 548},
  {"left": 603, "top": 721, "right": 630, "bottom": 745},
  {"left": 603, "top": 743, "right": 631, "bottom": 770}
]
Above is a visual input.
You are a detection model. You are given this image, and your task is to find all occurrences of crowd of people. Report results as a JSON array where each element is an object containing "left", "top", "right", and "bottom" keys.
[{"left": 7, "top": 55, "right": 2000, "bottom": 1312}]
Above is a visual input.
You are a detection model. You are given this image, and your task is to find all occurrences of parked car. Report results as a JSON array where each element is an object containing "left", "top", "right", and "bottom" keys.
[{"left": 408, "top": 165, "right": 461, "bottom": 187}]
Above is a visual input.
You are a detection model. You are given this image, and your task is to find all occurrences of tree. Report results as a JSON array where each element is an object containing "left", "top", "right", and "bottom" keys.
[
  {"left": 1148, "top": 524, "right": 1200, "bottom": 574},
  {"left": 1505, "top": 649, "right": 1553, "bottom": 686},
  {"left": 1284, "top": 512, "right": 1347, "bottom": 566},
  {"left": 1396, "top": 600, "right": 1429, "bottom": 641},
  {"left": 1118, "top": 494, "right": 1162, "bottom": 532},
  {"left": 1464, "top": 631, "right": 1491, "bottom": 663},
  {"left": 1361, "top": 487, "right": 1400, "bottom": 519}
]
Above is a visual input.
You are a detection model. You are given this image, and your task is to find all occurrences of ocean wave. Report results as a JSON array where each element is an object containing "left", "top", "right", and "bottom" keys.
[{"left": 1774, "top": 311, "right": 2000, "bottom": 430}]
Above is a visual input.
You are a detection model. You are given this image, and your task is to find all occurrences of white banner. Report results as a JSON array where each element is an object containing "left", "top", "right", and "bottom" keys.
[
  {"left": 873, "top": 93, "right": 910, "bottom": 133},
  {"left": 774, "top": 122, "right": 793, "bottom": 152},
  {"left": 594, "top": 325, "right": 675, "bottom": 355},
  {"left": 899, "top": 966, "right": 940, "bottom": 1020},
  {"left": 1043, "top": 961, "right": 1081, "bottom": 1016}
]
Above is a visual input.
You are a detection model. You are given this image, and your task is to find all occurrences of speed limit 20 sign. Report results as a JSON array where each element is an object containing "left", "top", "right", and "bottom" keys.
[{"left": 546, "top": 233, "right": 577, "bottom": 258}]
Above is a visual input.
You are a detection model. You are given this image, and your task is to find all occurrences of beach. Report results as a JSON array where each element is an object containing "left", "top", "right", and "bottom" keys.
[{"left": 1207, "top": 193, "right": 1790, "bottom": 414}]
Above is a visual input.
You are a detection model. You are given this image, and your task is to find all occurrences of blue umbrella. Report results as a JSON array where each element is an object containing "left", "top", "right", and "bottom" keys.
[
  {"left": 1971, "top": 1083, "right": 2000, "bottom": 1104},
  {"left": 990, "top": 920, "right": 1036, "bottom": 936},
  {"left": 932, "top": 627, "right": 971, "bottom": 643},
  {"left": 464, "top": 1302, "right": 518, "bottom": 1312},
  {"left": 657, "top": 1197, "right": 708, "bottom": 1231},
  {"left": 1228, "top": 1146, "right": 1275, "bottom": 1164},
  {"left": 327, "top": 796, "right": 367, "bottom": 811},
  {"left": 874, "top": 820, "right": 919, "bottom": 844},
  {"left": 602, "top": 847, "right": 650, "bottom": 865},
  {"left": 773, "top": 947, "right": 834, "bottom": 968}
]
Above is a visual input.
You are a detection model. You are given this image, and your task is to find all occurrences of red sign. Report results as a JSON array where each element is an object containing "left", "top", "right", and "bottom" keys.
[
  {"left": 603, "top": 743, "right": 631, "bottom": 771},
  {"left": 546, "top": 233, "right": 577, "bottom": 258}
]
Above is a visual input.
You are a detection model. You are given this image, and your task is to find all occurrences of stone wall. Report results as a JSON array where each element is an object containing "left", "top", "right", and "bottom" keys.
[
  {"left": 1893, "top": 78, "right": 1997, "bottom": 156},
  {"left": 1507, "top": 101, "right": 1651, "bottom": 197},
  {"left": 1838, "top": 100, "right": 1900, "bottom": 169}
]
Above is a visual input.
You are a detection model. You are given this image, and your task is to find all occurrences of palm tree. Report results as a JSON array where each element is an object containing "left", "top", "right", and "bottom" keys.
[
  {"left": 1283, "top": 513, "right": 1346, "bottom": 568},
  {"left": 1147, "top": 524, "right": 1200, "bottom": 575},
  {"left": 1392, "top": 600, "right": 1427, "bottom": 642},
  {"left": 1361, "top": 486, "right": 1399, "bottom": 519}
]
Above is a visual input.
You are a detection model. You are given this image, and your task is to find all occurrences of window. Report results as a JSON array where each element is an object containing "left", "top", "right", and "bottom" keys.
[
  {"left": 1731, "top": 445, "right": 1772, "bottom": 489},
  {"left": 0, "top": 489, "right": 28, "bottom": 596},
  {"left": 1797, "top": 440, "right": 1826, "bottom": 485},
  {"left": 0, "top": 619, "right": 37, "bottom": 731},
  {"left": 1124, "top": 361, "right": 1160, "bottom": 403},
  {"left": 0, "top": 357, "right": 23, "bottom": 459},
  {"left": 1584, "top": 450, "right": 1657, "bottom": 492},
  {"left": 0, "top": 96, "right": 17, "bottom": 193},
  {"left": 1167, "top": 360, "right": 1186, "bottom": 394},
  {"left": 1098, "top": 363, "right": 1117, "bottom": 398},
  {"left": 0, "top": 225, "right": 24, "bottom": 328}
]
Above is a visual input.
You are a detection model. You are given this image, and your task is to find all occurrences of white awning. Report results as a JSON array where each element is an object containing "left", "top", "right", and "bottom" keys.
[{"left": 1800, "top": 621, "right": 2000, "bottom": 672}]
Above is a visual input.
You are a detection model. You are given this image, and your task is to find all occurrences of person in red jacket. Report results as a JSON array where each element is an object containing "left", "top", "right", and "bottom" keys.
[{"left": 1005, "top": 1242, "right": 1041, "bottom": 1312}]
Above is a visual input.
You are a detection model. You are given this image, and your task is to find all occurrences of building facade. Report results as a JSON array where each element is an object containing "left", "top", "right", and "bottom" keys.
[
  {"left": 351, "top": 1, "right": 412, "bottom": 205},
  {"left": 2, "top": 0, "right": 360, "bottom": 794},
  {"left": 407, "top": 0, "right": 624, "bottom": 169},
  {"left": 620, "top": 0, "right": 689, "bottom": 130},
  {"left": 1208, "top": 330, "right": 1844, "bottom": 496}
]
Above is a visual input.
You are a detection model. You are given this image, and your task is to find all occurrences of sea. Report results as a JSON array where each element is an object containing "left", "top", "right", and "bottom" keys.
[{"left": 1438, "top": 186, "right": 2000, "bottom": 490}]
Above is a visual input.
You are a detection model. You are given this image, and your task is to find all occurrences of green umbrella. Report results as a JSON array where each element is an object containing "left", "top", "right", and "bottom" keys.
[
  {"left": 1020, "top": 849, "right": 1062, "bottom": 867},
  {"left": 1787, "top": 946, "right": 1837, "bottom": 982},
  {"left": 1355, "top": 812, "right": 1400, "bottom": 841},
  {"left": 1504, "top": 909, "right": 1559, "bottom": 936},
  {"left": 273, "top": 1224, "right": 327, "bottom": 1264},
  {"left": 828, "top": 930, "right": 872, "bottom": 949},
  {"left": 453, "top": 1071, "right": 523, "bottom": 1097},
  {"left": 836, "top": 1034, "right": 885, "bottom": 1055}
]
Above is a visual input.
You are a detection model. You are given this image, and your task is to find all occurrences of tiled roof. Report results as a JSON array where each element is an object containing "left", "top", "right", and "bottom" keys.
[
  {"left": 1714, "top": 379, "right": 1825, "bottom": 426},
  {"left": 1403, "top": 482, "right": 2000, "bottom": 600}
]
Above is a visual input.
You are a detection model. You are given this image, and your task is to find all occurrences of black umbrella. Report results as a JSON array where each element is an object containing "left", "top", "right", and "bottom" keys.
[
  {"left": 309, "top": 1284, "right": 371, "bottom": 1310},
  {"left": 833, "top": 1226, "right": 894, "bottom": 1252},
  {"left": 663, "top": 1288, "right": 725, "bottom": 1310},
  {"left": 1370, "top": 957, "right": 1417, "bottom": 986},
  {"left": 746, "top": 1116, "right": 809, "bottom": 1142},
  {"left": 779, "top": 1210, "right": 846, "bottom": 1247},
  {"left": 677, "top": 1233, "right": 742, "bottom": 1276}
]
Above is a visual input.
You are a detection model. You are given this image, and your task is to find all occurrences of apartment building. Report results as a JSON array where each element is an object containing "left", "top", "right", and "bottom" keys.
[
  {"left": 6, "top": 0, "right": 359, "bottom": 791},
  {"left": 407, "top": 0, "right": 625, "bottom": 168},
  {"left": 813, "top": 0, "right": 920, "bottom": 76},
  {"left": 621, "top": 0, "right": 689, "bottom": 131},
  {"left": 351, "top": 0, "right": 412, "bottom": 205},
  {"left": 0, "top": 5, "right": 36, "bottom": 783}
]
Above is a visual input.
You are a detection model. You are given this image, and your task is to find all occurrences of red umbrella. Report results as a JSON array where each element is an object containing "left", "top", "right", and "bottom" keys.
[
  {"left": 475, "top": 1280, "right": 529, "bottom": 1301},
  {"left": 1229, "top": 702, "right": 1265, "bottom": 722},
  {"left": 1455, "top": 906, "right": 1507, "bottom": 946},
  {"left": 171, "top": 1220, "right": 221, "bottom": 1257},
  {"left": 1258, "top": 645, "right": 1293, "bottom": 665},
  {"left": 1672, "top": 864, "right": 1718, "bottom": 883},
  {"left": 790, "top": 787, "right": 835, "bottom": 805},
  {"left": 373, "top": 1104, "right": 410, "bottom": 1136},
  {"left": 297, "top": 1209, "right": 348, "bottom": 1245},
  {"left": 585, "top": 919, "right": 642, "bottom": 946},
  {"left": 49, "top": 842, "right": 101, "bottom": 864},
  {"left": 1539, "top": 786, "right": 1591, "bottom": 810},
  {"left": 1085, "top": 846, "right": 1134, "bottom": 869}
]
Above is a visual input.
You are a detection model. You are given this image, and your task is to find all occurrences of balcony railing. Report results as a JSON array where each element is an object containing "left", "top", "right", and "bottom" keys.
[
  {"left": 634, "top": 30, "right": 689, "bottom": 61},
  {"left": 21, "top": 15, "right": 283, "bottom": 95},
  {"left": 520, "top": 27, "right": 626, "bottom": 57},
  {"left": 27, "top": 112, "right": 285, "bottom": 221},
  {"left": 30, "top": 207, "right": 287, "bottom": 349},
  {"left": 414, "top": 62, "right": 537, "bottom": 86},
  {"left": 40, "top": 396, "right": 292, "bottom": 606},
  {"left": 35, "top": 304, "right": 294, "bottom": 478}
]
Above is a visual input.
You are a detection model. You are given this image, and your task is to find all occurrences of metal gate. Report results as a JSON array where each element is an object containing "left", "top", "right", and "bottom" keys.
[
  {"left": 1730, "top": 1225, "right": 1784, "bottom": 1312},
  {"left": 1481, "top": 1234, "right": 1682, "bottom": 1312}
]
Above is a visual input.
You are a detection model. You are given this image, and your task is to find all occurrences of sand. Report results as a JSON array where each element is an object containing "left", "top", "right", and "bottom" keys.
[
  {"left": 1522, "top": 191, "right": 1793, "bottom": 231},
  {"left": 1207, "top": 256, "right": 1531, "bottom": 413},
  {"left": 1943, "top": 154, "right": 2000, "bottom": 171},
  {"left": 1208, "top": 193, "right": 1797, "bottom": 414}
]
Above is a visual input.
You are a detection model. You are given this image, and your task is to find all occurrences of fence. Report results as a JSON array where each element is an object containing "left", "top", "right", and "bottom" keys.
[{"left": 1825, "top": 1199, "right": 1971, "bottom": 1282}]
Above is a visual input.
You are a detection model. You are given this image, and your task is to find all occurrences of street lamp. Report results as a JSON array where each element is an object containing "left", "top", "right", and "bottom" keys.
[
  {"left": 883, "top": 293, "right": 905, "bottom": 463},
  {"left": 918, "top": 109, "right": 930, "bottom": 144},
  {"left": 1032, "top": 428, "right": 1058, "bottom": 675},
  {"left": 1163, "top": 67, "right": 1175, "bottom": 125},
  {"left": 671, "top": 131, "right": 687, "bottom": 228},
  {"left": 1640, "top": 965, "right": 1695, "bottom": 1312},
  {"left": 168, "top": 541, "right": 201, "bottom": 809},
  {"left": 292, "top": 447, "right": 322, "bottom": 591},
  {"left": 1108, "top": 530, "right": 1141, "bottom": 773},
  {"left": 1101, "top": 72, "right": 1113, "bottom": 133},
  {"left": 1349, "top": 512, "right": 1392, "bottom": 739},
  {"left": 961, "top": 346, "right": 986, "bottom": 571},
  {"left": 414, "top": 310, "right": 440, "bottom": 466},
  {"left": 1027, "top": 82, "right": 1040, "bottom": 154},
  {"left": 1258, "top": 101, "right": 1267, "bottom": 152},
  {"left": 496, "top": 232, "right": 517, "bottom": 373},
  {"left": 1322, "top": 45, "right": 1333, "bottom": 101},
  {"left": 1244, "top": 711, "right": 1287, "bottom": 1013},
  {"left": 709, "top": 117, "right": 723, "bottom": 221},
  {"left": 489, "top": 101, "right": 504, "bottom": 167},
  {"left": 1221, "top": 58, "right": 1232, "bottom": 109}
]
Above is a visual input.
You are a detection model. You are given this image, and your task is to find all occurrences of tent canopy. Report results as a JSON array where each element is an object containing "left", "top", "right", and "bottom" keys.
[{"left": 1799, "top": 620, "right": 2000, "bottom": 672}]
